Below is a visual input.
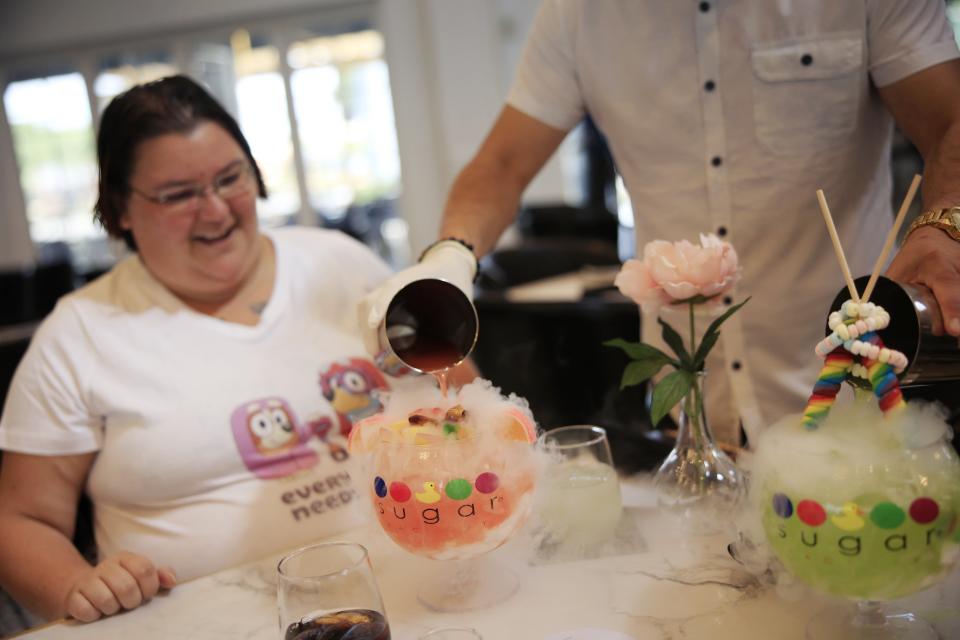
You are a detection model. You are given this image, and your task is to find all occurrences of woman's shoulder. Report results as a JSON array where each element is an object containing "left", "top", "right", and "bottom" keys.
[
  {"left": 269, "top": 225, "right": 374, "bottom": 253},
  {"left": 34, "top": 256, "right": 156, "bottom": 335}
]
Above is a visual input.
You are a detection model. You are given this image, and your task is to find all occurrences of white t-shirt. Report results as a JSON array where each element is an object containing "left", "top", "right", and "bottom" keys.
[
  {"left": 0, "top": 226, "right": 415, "bottom": 581},
  {"left": 508, "top": 0, "right": 960, "bottom": 444}
]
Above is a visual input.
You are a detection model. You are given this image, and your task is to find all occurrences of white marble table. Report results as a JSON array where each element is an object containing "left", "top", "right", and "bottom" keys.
[{"left": 15, "top": 476, "right": 960, "bottom": 640}]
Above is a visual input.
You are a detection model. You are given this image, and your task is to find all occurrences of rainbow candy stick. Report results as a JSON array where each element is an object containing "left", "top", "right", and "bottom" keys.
[
  {"left": 860, "top": 333, "right": 907, "bottom": 415},
  {"left": 801, "top": 307, "right": 907, "bottom": 428},
  {"left": 802, "top": 349, "right": 854, "bottom": 429}
]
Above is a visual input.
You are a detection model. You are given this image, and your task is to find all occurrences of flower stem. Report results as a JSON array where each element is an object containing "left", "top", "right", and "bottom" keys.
[{"left": 687, "top": 303, "right": 703, "bottom": 451}]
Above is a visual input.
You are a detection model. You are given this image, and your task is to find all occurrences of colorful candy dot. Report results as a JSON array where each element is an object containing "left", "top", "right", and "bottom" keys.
[
  {"left": 374, "top": 476, "right": 388, "bottom": 498},
  {"left": 830, "top": 503, "right": 865, "bottom": 531},
  {"left": 772, "top": 493, "right": 793, "bottom": 518},
  {"left": 869, "top": 502, "right": 904, "bottom": 529},
  {"left": 797, "top": 499, "right": 826, "bottom": 527},
  {"left": 909, "top": 497, "right": 939, "bottom": 524},
  {"left": 475, "top": 472, "right": 500, "bottom": 494},
  {"left": 389, "top": 481, "right": 411, "bottom": 502},
  {"left": 445, "top": 478, "right": 472, "bottom": 500}
]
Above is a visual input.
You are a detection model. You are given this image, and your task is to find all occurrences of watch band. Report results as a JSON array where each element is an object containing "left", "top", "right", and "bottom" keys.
[{"left": 905, "top": 206, "right": 960, "bottom": 242}]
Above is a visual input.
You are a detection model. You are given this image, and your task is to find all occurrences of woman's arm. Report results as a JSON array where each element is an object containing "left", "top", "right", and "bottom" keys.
[{"left": 0, "top": 452, "right": 175, "bottom": 622}]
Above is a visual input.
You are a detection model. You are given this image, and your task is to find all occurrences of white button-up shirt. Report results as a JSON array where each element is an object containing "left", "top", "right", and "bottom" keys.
[{"left": 507, "top": 0, "right": 960, "bottom": 445}]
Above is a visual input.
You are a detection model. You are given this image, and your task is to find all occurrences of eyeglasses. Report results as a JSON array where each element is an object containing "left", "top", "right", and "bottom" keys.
[{"left": 130, "top": 162, "right": 256, "bottom": 214}]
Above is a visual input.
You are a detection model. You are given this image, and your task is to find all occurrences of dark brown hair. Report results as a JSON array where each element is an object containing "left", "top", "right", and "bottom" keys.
[{"left": 94, "top": 75, "right": 267, "bottom": 250}]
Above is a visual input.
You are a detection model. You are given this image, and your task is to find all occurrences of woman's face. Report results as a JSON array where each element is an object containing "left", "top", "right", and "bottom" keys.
[{"left": 121, "top": 121, "right": 262, "bottom": 304}]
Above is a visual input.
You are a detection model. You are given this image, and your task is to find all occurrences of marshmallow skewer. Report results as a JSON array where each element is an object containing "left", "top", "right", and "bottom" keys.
[
  {"left": 860, "top": 173, "right": 922, "bottom": 305},
  {"left": 816, "top": 189, "right": 860, "bottom": 303},
  {"left": 802, "top": 301, "right": 908, "bottom": 429}
]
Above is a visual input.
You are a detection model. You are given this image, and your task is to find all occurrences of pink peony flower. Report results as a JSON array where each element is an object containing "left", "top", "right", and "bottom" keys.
[{"left": 615, "top": 233, "right": 739, "bottom": 311}]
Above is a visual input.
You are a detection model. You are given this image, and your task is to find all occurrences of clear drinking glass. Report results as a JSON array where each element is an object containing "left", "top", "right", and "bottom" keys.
[
  {"left": 536, "top": 425, "right": 623, "bottom": 548},
  {"left": 277, "top": 541, "right": 390, "bottom": 640}
]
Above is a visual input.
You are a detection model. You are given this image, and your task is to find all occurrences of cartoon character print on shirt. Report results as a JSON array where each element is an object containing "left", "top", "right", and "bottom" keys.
[
  {"left": 230, "top": 397, "right": 318, "bottom": 480},
  {"left": 318, "top": 358, "right": 389, "bottom": 438}
]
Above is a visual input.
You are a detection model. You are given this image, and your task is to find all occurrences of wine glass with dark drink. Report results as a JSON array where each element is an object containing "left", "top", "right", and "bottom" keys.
[{"left": 278, "top": 542, "right": 391, "bottom": 640}]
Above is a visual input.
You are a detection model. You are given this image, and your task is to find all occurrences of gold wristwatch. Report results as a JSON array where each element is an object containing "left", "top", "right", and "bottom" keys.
[{"left": 905, "top": 206, "right": 960, "bottom": 242}]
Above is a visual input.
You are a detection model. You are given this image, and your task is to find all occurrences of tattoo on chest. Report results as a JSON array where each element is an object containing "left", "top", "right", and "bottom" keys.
[{"left": 250, "top": 301, "right": 267, "bottom": 315}]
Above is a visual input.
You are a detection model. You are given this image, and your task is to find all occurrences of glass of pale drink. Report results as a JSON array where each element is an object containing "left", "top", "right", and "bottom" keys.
[{"left": 536, "top": 425, "right": 623, "bottom": 548}]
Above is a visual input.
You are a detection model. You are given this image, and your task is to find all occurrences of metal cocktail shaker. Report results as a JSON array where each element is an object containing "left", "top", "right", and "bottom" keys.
[
  {"left": 826, "top": 275, "right": 960, "bottom": 385},
  {"left": 379, "top": 278, "right": 478, "bottom": 374}
]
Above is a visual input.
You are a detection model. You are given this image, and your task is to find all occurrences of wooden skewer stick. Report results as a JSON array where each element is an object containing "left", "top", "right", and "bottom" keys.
[
  {"left": 816, "top": 189, "right": 860, "bottom": 303},
  {"left": 860, "top": 173, "right": 922, "bottom": 305}
]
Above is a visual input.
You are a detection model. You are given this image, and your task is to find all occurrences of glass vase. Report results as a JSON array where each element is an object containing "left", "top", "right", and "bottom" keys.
[{"left": 653, "top": 371, "right": 745, "bottom": 529}]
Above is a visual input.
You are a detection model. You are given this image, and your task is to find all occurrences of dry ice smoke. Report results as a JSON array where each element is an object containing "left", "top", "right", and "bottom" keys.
[
  {"left": 369, "top": 377, "right": 536, "bottom": 442},
  {"left": 746, "top": 399, "right": 953, "bottom": 500}
]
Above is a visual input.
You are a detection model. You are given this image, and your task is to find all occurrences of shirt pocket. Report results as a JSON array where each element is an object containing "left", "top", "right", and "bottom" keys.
[{"left": 751, "top": 34, "right": 864, "bottom": 154}]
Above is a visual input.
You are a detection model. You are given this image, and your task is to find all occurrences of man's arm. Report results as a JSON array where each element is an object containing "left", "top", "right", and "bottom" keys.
[
  {"left": 439, "top": 105, "right": 570, "bottom": 257},
  {"left": 879, "top": 59, "right": 960, "bottom": 335}
]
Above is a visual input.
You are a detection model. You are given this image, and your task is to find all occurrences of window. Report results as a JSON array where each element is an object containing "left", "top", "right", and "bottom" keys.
[
  {"left": 4, "top": 72, "right": 99, "bottom": 248},
  {"left": 289, "top": 30, "right": 401, "bottom": 221},
  {"left": 94, "top": 52, "right": 178, "bottom": 114},
  {"left": 232, "top": 29, "right": 301, "bottom": 222},
  {"left": 2, "top": 11, "right": 405, "bottom": 273}
]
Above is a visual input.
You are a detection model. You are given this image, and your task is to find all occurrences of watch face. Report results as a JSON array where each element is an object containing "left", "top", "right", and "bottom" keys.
[{"left": 950, "top": 210, "right": 960, "bottom": 229}]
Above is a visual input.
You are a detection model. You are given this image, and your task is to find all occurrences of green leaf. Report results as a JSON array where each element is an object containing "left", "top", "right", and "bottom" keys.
[
  {"left": 620, "top": 358, "right": 669, "bottom": 389},
  {"left": 603, "top": 338, "right": 673, "bottom": 363},
  {"left": 693, "top": 297, "right": 752, "bottom": 369},
  {"left": 650, "top": 370, "right": 692, "bottom": 426},
  {"left": 657, "top": 317, "right": 691, "bottom": 367},
  {"left": 693, "top": 331, "right": 719, "bottom": 371},
  {"left": 701, "top": 297, "right": 751, "bottom": 343}
]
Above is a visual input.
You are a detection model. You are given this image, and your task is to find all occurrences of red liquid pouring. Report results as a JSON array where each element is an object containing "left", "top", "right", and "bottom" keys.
[{"left": 395, "top": 337, "right": 462, "bottom": 397}]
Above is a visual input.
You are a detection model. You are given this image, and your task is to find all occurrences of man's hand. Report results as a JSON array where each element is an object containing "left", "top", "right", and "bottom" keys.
[
  {"left": 358, "top": 241, "right": 476, "bottom": 357},
  {"left": 887, "top": 226, "right": 960, "bottom": 336},
  {"left": 64, "top": 552, "right": 176, "bottom": 622}
]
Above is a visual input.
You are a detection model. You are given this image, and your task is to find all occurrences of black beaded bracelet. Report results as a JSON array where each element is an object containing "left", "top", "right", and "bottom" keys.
[{"left": 418, "top": 237, "right": 479, "bottom": 280}]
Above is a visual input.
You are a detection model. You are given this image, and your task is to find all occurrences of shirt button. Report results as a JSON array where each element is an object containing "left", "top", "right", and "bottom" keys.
[
  {"left": 723, "top": 296, "right": 733, "bottom": 305},
  {"left": 699, "top": 1, "right": 711, "bottom": 12},
  {"left": 704, "top": 80, "right": 716, "bottom": 92},
  {"left": 711, "top": 156, "right": 722, "bottom": 167},
  {"left": 732, "top": 361, "right": 742, "bottom": 371},
  {"left": 801, "top": 53, "right": 813, "bottom": 66},
  {"left": 717, "top": 226, "right": 727, "bottom": 237}
]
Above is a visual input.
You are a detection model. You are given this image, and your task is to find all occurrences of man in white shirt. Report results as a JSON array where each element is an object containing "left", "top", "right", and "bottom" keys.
[{"left": 364, "top": 0, "right": 960, "bottom": 446}]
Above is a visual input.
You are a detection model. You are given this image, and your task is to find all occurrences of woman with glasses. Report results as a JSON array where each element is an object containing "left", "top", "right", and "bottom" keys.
[{"left": 0, "top": 75, "right": 444, "bottom": 624}]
